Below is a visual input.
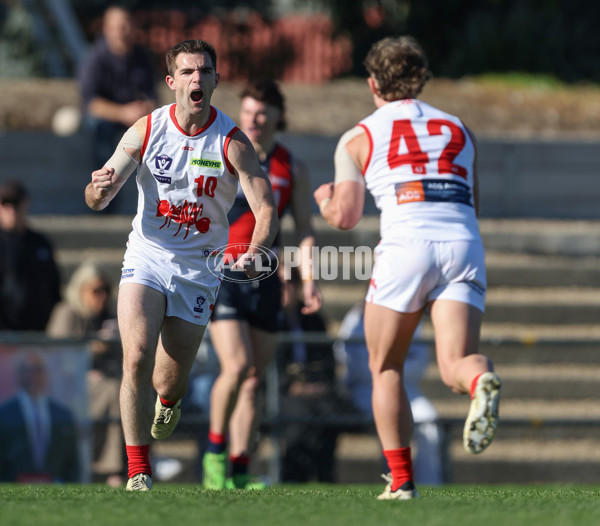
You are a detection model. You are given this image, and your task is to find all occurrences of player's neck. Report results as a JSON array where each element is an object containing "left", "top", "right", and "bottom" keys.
[
  {"left": 175, "top": 106, "right": 211, "bottom": 135},
  {"left": 253, "top": 138, "right": 275, "bottom": 162}
]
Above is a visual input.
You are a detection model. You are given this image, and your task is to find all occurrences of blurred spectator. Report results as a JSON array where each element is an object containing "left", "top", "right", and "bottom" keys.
[
  {"left": 277, "top": 270, "right": 354, "bottom": 483},
  {"left": 334, "top": 302, "right": 444, "bottom": 485},
  {"left": 78, "top": 5, "right": 157, "bottom": 177},
  {"left": 0, "top": 180, "right": 61, "bottom": 331},
  {"left": 46, "top": 260, "right": 124, "bottom": 487},
  {"left": 0, "top": 351, "right": 80, "bottom": 483}
]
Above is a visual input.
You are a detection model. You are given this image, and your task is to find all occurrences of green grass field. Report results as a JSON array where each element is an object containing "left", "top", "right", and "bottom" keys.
[{"left": 1, "top": 484, "right": 599, "bottom": 526}]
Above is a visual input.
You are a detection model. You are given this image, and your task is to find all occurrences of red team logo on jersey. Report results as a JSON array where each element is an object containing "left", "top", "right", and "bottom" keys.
[{"left": 156, "top": 199, "right": 211, "bottom": 239}]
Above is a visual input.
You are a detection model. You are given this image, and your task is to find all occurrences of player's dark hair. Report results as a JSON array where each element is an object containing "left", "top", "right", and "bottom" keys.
[
  {"left": 166, "top": 40, "right": 217, "bottom": 77},
  {"left": 240, "top": 78, "right": 287, "bottom": 131}
]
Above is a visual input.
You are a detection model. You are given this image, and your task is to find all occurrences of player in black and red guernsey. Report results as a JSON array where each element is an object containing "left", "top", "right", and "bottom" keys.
[{"left": 203, "top": 79, "right": 322, "bottom": 489}]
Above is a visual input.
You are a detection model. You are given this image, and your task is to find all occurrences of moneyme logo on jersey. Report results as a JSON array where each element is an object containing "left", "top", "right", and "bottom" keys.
[
  {"left": 153, "top": 153, "right": 173, "bottom": 183},
  {"left": 206, "top": 244, "right": 278, "bottom": 282},
  {"left": 190, "top": 158, "right": 222, "bottom": 169}
]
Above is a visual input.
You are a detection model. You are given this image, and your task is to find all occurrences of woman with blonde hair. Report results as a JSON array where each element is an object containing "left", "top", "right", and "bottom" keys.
[{"left": 47, "top": 260, "right": 124, "bottom": 486}]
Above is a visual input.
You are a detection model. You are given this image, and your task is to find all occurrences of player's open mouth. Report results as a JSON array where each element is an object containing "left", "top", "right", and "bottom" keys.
[{"left": 191, "top": 89, "right": 204, "bottom": 102}]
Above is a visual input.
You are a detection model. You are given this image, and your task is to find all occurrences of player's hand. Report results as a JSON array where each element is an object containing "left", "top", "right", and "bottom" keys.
[
  {"left": 90, "top": 167, "right": 115, "bottom": 199},
  {"left": 313, "top": 182, "right": 334, "bottom": 207},
  {"left": 232, "top": 252, "right": 261, "bottom": 279},
  {"left": 301, "top": 280, "right": 322, "bottom": 314}
]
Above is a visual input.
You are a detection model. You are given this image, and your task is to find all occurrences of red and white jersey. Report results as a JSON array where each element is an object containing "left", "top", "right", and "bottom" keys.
[
  {"left": 359, "top": 99, "right": 480, "bottom": 241},
  {"left": 128, "top": 104, "right": 239, "bottom": 268}
]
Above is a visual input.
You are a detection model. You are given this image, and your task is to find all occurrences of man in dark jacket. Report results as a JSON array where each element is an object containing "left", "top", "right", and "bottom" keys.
[
  {"left": 0, "top": 352, "right": 80, "bottom": 482},
  {"left": 0, "top": 181, "right": 61, "bottom": 331}
]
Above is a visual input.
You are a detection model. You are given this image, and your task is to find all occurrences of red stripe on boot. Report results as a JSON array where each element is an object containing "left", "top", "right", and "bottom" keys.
[{"left": 470, "top": 373, "right": 484, "bottom": 399}]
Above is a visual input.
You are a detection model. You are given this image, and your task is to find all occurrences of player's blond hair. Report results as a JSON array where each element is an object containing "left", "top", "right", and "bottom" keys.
[{"left": 363, "top": 36, "right": 432, "bottom": 101}]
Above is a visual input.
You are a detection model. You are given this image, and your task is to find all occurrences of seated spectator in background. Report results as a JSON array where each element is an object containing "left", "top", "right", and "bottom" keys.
[
  {"left": 334, "top": 302, "right": 444, "bottom": 485},
  {"left": 0, "top": 352, "right": 80, "bottom": 483},
  {"left": 47, "top": 260, "right": 124, "bottom": 487},
  {"left": 277, "top": 269, "right": 354, "bottom": 483},
  {"left": 78, "top": 5, "right": 157, "bottom": 173},
  {"left": 0, "top": 180, "right": 61, "bottom": 331}
]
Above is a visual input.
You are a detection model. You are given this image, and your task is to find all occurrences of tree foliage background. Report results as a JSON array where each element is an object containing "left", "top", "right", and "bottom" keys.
[
  {"left": 319, "top": 0, "right": 600, "bottom": 83},
  {"left": 2, "top": 0, "right": 599, "bottom": 82}
]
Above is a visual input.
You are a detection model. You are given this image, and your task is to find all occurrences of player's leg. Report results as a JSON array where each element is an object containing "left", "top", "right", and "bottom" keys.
[
  {"left": 365, "top": 301, "right": 421, "bottom": 500},
  {"left": 430, "top": 299, "right": 489, "bottom": 392},
  {"left": 151, "top": 314, "right": 207, "bottom": 439},
  {"left": 430, "top": 299, "right": 500, "bottom": 454},
  {"left": 227, "top": 327, "right": 278, "bottom": 488},
  {"left": 209, "top": 319, "right": 253, "bottom": 437},
  {"left": 203, "top": 318, "right": 252, "bottom": 488},
  {"left": 117, "top": 282, "right": 166, "bottom": 490}
]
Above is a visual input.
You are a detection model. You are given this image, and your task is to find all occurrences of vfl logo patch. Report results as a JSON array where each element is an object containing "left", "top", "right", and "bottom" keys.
[
  {"left": 190, "top": 158, "right": 222, "bottom": 169},
  {"left": 154, "top": 153, "right": 173, "bottom": 183},
  {"left": 155, "top": 154, "right": 173, "bottom": 173},
  {"left": 194, "top": 296, "right": 206, "bottom": 315}
]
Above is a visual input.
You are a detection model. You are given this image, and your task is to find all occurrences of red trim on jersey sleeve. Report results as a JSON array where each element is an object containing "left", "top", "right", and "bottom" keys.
[
  {"left": 140, "top": 113, "right": 152, "bottom": 160},
  {"left": 169, "top": 104, "right": 217, "bottom": 136},
  {"left": 223, "top": 126, "right": 240, "bottom": 174},
  {"left": 357, "top": 124, "right": 373, "bottom": 176}
]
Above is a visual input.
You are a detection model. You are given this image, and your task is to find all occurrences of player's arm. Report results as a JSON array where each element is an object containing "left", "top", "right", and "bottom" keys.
[
  {"left": 85, "top": 116, "right": 146, "bottom": 211},
  {"left": 289, "top": 158, "right": 322, "bottom": 314},
  {"left": 227, "top": 130, "right": 279, "bottom": 276},
  {"left": 314, "top": 126, "right": 366, "bottom": 230}
]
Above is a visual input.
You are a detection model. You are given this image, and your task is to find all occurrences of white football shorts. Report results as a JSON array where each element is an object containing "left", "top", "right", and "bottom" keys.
[
  {"left": 366, "top": 237, "right": 486, "bottom": 313},
  {"left": 119, "top": 248, "right": 221, "bottom": 326}
]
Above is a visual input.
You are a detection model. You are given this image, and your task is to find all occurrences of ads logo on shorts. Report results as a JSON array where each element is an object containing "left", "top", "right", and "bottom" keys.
[
  {"left": 205, "top": 244, "right": 278, "bottom": 283},
  {"left": 153, "top": 153, "right": 173, "bottom": 183}
]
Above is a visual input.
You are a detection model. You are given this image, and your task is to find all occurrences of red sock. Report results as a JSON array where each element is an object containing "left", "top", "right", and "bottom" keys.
[
  {"left": 230, "top": 454, "right": 250, "bottom": 476},
  {"left": 470, "top": 373, "right": 484, "bottom": 399},
  {"left": 207, "top": 430, "right": 227, "bottom": 454},
  {"left": 383, "top": 448, "right": 413, "bottom": 491},
  {"left": 126, "top": 444, "right": 152, "bottom": 479},
  {"left": 159, "top": 396, "right": 177, "bottom": 407}
]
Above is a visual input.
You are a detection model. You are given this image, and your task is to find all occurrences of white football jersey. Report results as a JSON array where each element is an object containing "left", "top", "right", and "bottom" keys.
[
  {"left": 359, "top": 99, "right": 480, "bottom": 241},
  {"left": 128, "top": 104, "right": 239, "bottom": 268}
]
